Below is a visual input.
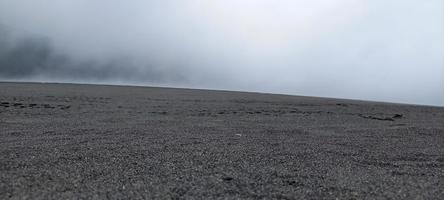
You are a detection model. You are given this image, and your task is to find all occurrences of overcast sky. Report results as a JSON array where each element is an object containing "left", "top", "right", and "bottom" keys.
[{"left": 0, "top": 0, "right": 443, "bottom": 106}]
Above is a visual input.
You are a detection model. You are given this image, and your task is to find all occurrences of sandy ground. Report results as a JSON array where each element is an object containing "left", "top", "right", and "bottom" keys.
[{"left": 0, "top": 82, "right": 443, "bottom": 199}]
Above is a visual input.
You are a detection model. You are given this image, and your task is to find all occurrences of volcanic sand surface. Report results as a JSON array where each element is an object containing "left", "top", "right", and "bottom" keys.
[{"left": 1, "top": 82, "right": 444, "bottom": 199}]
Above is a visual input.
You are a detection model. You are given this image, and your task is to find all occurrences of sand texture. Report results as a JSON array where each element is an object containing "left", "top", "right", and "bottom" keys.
[{"left": 1, "top": 82, "right": 443, "bottom": 199}]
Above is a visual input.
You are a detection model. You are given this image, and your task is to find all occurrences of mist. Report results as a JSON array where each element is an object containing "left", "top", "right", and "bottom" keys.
[{"left": 0, "top": 0, "right": 443, "bottom": 106}]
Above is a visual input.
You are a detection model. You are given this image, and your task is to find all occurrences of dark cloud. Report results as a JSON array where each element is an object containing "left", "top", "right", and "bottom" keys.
[{"left": 0, "top": 26, "right": 185, "bottom": 83}]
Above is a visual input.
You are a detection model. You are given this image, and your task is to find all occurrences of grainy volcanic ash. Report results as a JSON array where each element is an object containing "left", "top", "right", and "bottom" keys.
[{"left": 0, "top": 82, "right": 443, "bottom": 199}]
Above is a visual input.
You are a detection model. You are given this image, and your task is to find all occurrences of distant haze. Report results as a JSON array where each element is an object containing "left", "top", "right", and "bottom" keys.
[{"left": 0, "top": 0, "right": 443, "bottom": 106}]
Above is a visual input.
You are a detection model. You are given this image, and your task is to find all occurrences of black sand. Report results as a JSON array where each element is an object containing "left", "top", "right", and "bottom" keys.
[{"left": 1, "top": 82, "right": 443, "bottom": 199}]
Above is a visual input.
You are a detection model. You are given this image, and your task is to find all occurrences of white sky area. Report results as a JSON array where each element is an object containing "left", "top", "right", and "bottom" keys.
[{"left": 0, "top": 0, "right": 443, "bottom": 106}]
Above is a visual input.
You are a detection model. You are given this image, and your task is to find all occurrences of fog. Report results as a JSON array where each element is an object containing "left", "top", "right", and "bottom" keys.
[{"left": 0, "top": 0, "right": 443, "bottom": 106}]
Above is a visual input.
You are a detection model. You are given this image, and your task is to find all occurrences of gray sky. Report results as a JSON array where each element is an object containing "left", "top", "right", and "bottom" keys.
[{"left": 0, "top": 0, "right": 443, "bottom": 106}]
